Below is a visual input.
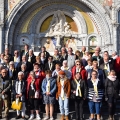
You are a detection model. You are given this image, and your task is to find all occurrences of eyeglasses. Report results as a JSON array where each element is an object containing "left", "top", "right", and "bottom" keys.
[
  {"left": 5, "top": 59, "right": 9, "bottom": 60},
  {"left": 77, "top": 64, "right": 81, "bottom": 65},
  {"left": 14, "top": 53, "right": 18, "bottom": 54}
]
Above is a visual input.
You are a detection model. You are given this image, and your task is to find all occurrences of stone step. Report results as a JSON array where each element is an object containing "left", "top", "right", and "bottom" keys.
[{"left": 2, "top": 110, "right": 120, "bottom": 120}]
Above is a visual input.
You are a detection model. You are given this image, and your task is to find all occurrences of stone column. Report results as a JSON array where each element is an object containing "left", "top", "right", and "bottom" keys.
[
  {"left": 0, "top": 0, "right": 4, "bottom": 53},
  {"left": 0, "top": 25, "right": 4, "bottom": 53},
  {"left": 111, "top": 0, "right": 118, "bottom": 52}
]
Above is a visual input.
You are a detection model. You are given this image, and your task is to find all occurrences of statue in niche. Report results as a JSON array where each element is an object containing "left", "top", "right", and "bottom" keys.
[{"left": 46, "top": 10, "right": 77, "bottom": 47}]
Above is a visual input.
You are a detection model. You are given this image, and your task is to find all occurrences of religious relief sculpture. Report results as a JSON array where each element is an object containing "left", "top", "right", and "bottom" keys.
[{"left": 46, "top": 10, "right": 77, "bottom": 47}]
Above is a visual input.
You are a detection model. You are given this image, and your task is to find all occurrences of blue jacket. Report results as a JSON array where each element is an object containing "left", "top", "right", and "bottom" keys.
[{"left": 41, "top": 77, "right": 56, "bottom": 96}]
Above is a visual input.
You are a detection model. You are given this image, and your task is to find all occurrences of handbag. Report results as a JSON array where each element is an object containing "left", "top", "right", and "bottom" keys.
[{"left": 11, "top": 98, "right": 22, "bottom": 110}]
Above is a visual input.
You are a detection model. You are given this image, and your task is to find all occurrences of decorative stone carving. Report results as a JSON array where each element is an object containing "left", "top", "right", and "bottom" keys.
[{"left": 46, "top": 10, "right": 77, "bottom": 47}]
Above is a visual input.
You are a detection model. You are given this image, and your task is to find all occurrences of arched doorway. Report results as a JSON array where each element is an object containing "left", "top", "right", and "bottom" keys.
[{"left": 5, "top": 0, "right": 112, "bottom": 54}]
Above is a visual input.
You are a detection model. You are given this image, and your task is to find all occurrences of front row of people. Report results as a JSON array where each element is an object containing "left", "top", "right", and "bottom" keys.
[{"left": 0, "top": 68, "right": 119, "bottom": 120}]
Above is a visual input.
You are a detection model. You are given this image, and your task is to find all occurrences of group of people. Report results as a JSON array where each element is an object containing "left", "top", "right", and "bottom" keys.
[{"left": 0, "top": 44, "right": 120, "bottom": 120}]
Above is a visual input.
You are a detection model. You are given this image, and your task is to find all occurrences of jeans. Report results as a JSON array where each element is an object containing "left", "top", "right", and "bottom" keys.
[
  {"left": 58, "top": 97, "right": 69, "bottom": 115},
  {"left": 17, "top": 102, "right": 25, "bottom": 117},
  {"left": 88, "top": 101, "right": 102, "bottom": 114},
  {"left": 75, "top": 98, "right": 84, "bottom": 120}
]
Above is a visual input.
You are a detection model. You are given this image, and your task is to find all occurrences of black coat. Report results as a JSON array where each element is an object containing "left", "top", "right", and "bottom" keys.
[
  {"left": 45, "top": 62, "right": 55, "bottom": 72},
  {"left": 7, "top": 69, "right": 17, "bottom": 82},
  {"left": 39, "top": 51, "right": 50, "bottom": 60},
  {"left": 12, "top": 79, "right": 26, "bottom": 102},
  {"left": 20, "top": 50, "right": 29, "bottom": 60},
  {"left": 105, "top": 78, "right": 120, "bottom": 98},
  {"left": 28, "top": 55, "right": 36, "bottom": 65},
  {"left": 99, "top": 58, "right": 115, "bottom": 79},
  {"left": 16, "top": 61, "right": 33, "bottom": 73},
  {"left": 71, "top": 79, "right": 87, "bottom": 99}
]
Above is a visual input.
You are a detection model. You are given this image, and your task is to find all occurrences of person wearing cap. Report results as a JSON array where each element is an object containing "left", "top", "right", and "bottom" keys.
[
  {"left": 42, "top": 70, "right": 56, "bottom": 120},
  {"left": 12, "top": 72, "right": 26, "bottom": 120},
  {"left": 71, "top": 72, "right": 87, "bottom": 120},
  {"left": 56, "top": 70, "right": 71, "bottom": 120}
]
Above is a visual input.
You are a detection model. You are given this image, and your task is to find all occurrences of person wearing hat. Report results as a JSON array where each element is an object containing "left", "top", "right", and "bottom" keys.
[{"left": 56, "top": 70, "right": 71, "bottom": 120}]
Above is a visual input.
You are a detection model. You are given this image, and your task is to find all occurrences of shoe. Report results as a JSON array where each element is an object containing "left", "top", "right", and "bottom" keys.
[
  {"left": 16, "top": 115, "right": 21, "bottom": 119},
  {"left": 29, "top": 114, "right": 34, "bottom": 120},
  {"left": 50, "top": 117, "right": 54, "bottom": 120},
  {"left": 36, "top": 114, "right": 41, "bottom": 120},
  {"left": 22, "top": 116, "right": 26, "bottom": 120},
  {"left": 44, "top": 116, "right": 49, "bottom": 120},
  {"left": 65, "top": 115, "right": 69, "bottom": 120},
  {"left": 4, "top": 117, "right": 8, "bottom": 120}
]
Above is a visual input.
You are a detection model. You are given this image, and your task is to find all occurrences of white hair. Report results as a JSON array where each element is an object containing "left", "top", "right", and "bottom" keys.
[
  {"left": 9, "top": 61, "right": 14, "bottom": 65},
  {"left": 21, "top": 64, "right": 26, "bottom": 67},
  {"left": 18, "top": 71, "right": 24, "bottom": 76},
  {"left": 63, "top": 60, "right": 67, "bottom": 64}
]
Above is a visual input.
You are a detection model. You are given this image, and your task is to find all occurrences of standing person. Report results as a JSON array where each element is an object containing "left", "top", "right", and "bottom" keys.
[
  {"left": 85, "top": 59, "right": 93, "bottom": 79},
  {"left": 13, "top": 50, "right": 20, "bottom": 68},
  {"left": 0, "top": 68, "right": 11, "bottom": 120},
  {"left": 16, "top": 55, "right": 33, "bottom": 73},
  {"left": 2, "top": 55, "right": 10, "bottom": 70},
  {"left": 52, "top": 64, "right": 61, "bottom": 79},
  {"left": 39, "top": 46, "right": 50, "bottom": 60},
  {"left": 87, "top": 70, "right": 104, "bottom": 120},
  {"left": 80, "top": 46, "right": 86, "bottom": 58},
  {"left": 20, "top": 44, "right": 29, "bottom": 59},
  {"left": 53, "top": 49, "right": 62, "bottom": 65},
  {"left": 28, "top": 49, "right": 36, "bottom": 65},
  {"left": 61, "top": 60, "right": 72, "bottom": 80},
  {"left": 4, "top": 48, "right": 12, "bottom": 62},
  {"left": 56, "top": 70, "right": 71, "bottom": 120},
  {"left": 105, "top": 70, "right": 120, "bottom": 120},
  {"left": 71, "top": 72, "right": 87, "bottom": 120},
  {"left": 45, "top": 56, "right": 55, "bottom": 72},
  {"left": 67, "top": 47, "right": 76, "bottom": 70},
  {"left": 99, "top": 53, "right": 114, "bottom": 79},
  {"left": 27, "top": 71, "right": 42, "bottom": 120},
  {"left": 12, "top": 72, "right": 26, "bottom": 120},
  {"left": 42, "top": 70, "right": 56, "bottom": 120},
  {"left": 71, "top": 60, "right": 87, "bottom": 80}
]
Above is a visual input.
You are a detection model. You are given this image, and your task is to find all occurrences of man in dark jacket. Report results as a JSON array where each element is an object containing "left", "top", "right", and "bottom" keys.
[{"left": 0, "top": 68, "right": 11, "bottom": 120}]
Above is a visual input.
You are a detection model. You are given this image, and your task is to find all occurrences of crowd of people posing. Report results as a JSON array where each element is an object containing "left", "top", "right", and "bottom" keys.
[{"left": 0, "top": 44, "right": 120, "bottom": 120}]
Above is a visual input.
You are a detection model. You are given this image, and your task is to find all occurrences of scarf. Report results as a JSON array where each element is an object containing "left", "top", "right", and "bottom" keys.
[
  {"left": 28, "top": 56, "right": 31, "bottom": 62},
  {"left": 60, "top": 79, "right": 64, "bottom": 100},
  {"left": 46, "top": 79, "right": 50, "bottom": 92},
  {"left": 75, "top": 79, "right": 82, "bottom": 97},
  {"left": 31, "top": 79, "right": 35, "bottom": 91},
  {"left": 107, "top": 76, "right": 117, "bottom": 81},
  {"left": 91, "top": 79, "right": 99, "bottom": 97}
]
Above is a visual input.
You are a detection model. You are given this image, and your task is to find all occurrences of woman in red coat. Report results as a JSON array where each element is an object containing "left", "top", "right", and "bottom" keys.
[
  {"left": 71, "top": 60, "right": 87, "bottom": 80},
  {"left": 27, "top": 63, "right": 45, "bottom": 120}
]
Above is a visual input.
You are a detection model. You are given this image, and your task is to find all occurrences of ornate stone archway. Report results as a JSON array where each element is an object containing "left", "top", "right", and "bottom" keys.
[{"left": 4, "top": 0, "right": 112, "bottom": 53}]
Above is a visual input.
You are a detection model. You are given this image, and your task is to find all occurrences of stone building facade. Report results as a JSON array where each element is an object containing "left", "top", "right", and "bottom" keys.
[{"left": 0, "top": 0, "right": 120, "bottom": 55}]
